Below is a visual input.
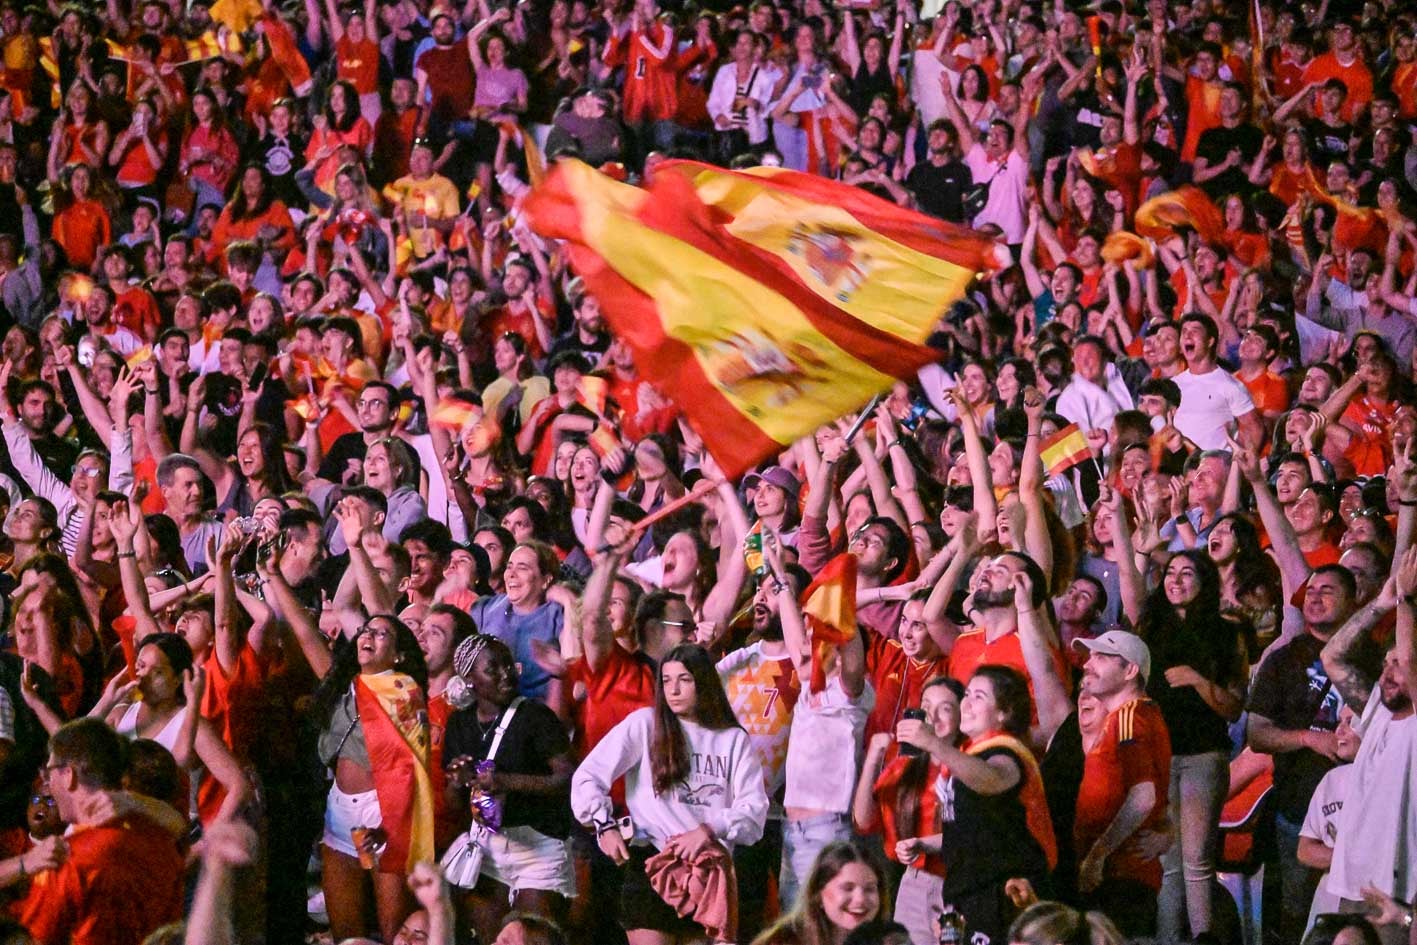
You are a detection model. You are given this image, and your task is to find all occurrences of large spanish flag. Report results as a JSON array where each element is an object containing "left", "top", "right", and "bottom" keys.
[
  {"left": 525, "top": 159, "right": 1002, "bottom": 478},
  {"left": 355, "top": 672, "right": 435, "bottom": 873}
]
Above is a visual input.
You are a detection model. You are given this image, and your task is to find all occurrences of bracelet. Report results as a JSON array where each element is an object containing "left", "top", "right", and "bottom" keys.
[
  {"left": 16, "top": 855, "right": 25, "bottom": 879},
  {"left": 1172, "top": 515, "right": 1190, "bottom": 528},
  {"left": 117, "top": 550, "right": 136, "bottom": 559}
]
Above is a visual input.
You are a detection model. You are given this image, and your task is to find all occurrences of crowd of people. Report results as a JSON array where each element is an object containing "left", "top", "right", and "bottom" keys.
[{"left": 0, "top": 0, "right": 1416, "bottom": 944}]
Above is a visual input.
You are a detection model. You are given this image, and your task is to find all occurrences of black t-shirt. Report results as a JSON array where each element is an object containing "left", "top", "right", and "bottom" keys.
[
  {"left": 1041, "top": 713, "right": 1085, "bottom": 903},
  {"left": 317, "top": 432, "right": 368, "bottom": 484},
  {"left": 1144, "top": 613, "right": 1245, "bottom": 756},
  {"left": 444, "top": 698, "right": 573, "bottom": 839},
  {"left": 1194, "top": 122, "right": 1264, "bottom": 201},
  {"left": 938, "top": 745, "right": 1048, "bottom": 898},
  {"left": 1246, "top": 631, "right": 1376, "bottom": 821},
  {"left": 907, "top": 157, "right": 973, "bottom": 224},
  {"left": 1304, "top": 118, "right": 1353, "bottom": 170}
]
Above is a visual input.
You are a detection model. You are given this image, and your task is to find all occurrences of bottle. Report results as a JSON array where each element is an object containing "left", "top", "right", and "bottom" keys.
[
  {"left": 938, "top": 904, "right": 966, "bottom": 945},
  {"left": 743, "top": 523, "right": 765, "bottom": 578}
]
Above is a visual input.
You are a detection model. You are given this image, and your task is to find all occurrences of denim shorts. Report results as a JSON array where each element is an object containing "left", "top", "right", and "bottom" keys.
[{"left": 322, "top": 783, "right": 381, "bottom": 859}]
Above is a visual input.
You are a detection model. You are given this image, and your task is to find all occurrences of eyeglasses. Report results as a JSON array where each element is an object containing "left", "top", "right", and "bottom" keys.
[
  {"left": 358, "top": 624, "right": 395, "bottom": 640},
  {"left": 356, "top": 398, "right": 389, "bottom": 409},
  {"left": 41, "top": 761, "right": 70, "bottom": 783},
  {"left": 29, "top": 794, "right": 55, "bottom": 807}
]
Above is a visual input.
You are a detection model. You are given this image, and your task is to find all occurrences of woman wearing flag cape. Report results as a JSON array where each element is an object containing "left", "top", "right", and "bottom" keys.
[{"left": 310, "top": 613, "right": 435, "bottom": 944}]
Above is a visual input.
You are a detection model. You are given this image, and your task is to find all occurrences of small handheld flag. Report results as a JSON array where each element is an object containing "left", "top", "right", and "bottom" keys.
[{"left": 1039, "top": 423, "right": 1094, "bottom": 476}]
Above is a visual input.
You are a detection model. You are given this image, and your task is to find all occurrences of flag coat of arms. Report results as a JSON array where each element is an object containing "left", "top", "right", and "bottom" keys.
[{"left": 525, "top": 159, "right": 1003, "bottom": 478}]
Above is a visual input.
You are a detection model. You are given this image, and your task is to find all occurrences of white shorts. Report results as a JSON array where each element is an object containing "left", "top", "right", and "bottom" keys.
[
  {"left": 322, "top": 784, "right": 381, "bottom": 859},
  {"left": 481, "top": 824, "right": 576, "bottom": 899}
]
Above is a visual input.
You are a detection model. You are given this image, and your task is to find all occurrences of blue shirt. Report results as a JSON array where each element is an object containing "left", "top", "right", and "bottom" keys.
[{"left": 468, "top": 595, "right": 564, "bottom": 702}]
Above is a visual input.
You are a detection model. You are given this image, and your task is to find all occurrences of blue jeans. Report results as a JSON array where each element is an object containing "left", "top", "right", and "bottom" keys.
[{"left": 779, "top": 813, "right": 852, "bottom": 911}]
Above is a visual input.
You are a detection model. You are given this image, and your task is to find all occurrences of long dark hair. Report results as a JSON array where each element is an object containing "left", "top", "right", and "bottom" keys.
[
  {"left": 311, "top": 615, "right": 428, "bottom": 730},
  {"left": 243, "top": 421, "right": 295, "bottom": 495},
  {"left": 227, "top": 163, "right": 276, "bottom": 222},
  {"left": 1138, "top": 550, "right": 1241, "bottom": 690},
  {"left": 650, "top": 644, "right": 741, "bottom": 796},
  {"left": 894, "top": 676, "right": 964, "bottom": 841},
  {"left": 326, "top": 80, "right": 361, "bottom": 134},
  {"left": 754, "top": 841, "right": 886, "bottom": 945}
]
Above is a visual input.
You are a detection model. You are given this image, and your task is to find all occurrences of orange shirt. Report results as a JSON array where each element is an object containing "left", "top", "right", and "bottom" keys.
[
  {"left": 1301, "top": 52, "right": 1373, "bottom": 122},
  {"left": 873, "top": 756, "right": 947, "bottom": 875},
  {"left": 1269, "top": 163, "right": 1326, "bottom": 207},
  {"left": 1236, "top": 369, "right": 1289, "bottom": 416},
  {"left": 306, "top": 119, "right": 374, "bottom": 192},
  {"left": 1181, "top": 75, "right": 1224, "bottom": 164},
  {"left": 866, "top": 631, "right": 947, "bottom": 743},
  {"left": 113, "top": 130, "right": 166, "bottom": 187},
  {"left": 1393, "top": 61, "right": 1417, "bottom": 119},
  {"left": 1074, "top": 697, "right": 1171, "bottom": 890},
  {"left": 52, "top": 199, "right": 111, "bottom": 270},
  {"left": 211, "top": 200, "right": 297, "bottom": 257}
]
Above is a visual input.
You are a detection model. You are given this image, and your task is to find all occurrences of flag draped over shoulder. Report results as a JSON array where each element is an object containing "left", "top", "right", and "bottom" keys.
[
  {"left": 524, "top": 159, "right": 1002, "bottom": 478},
  {"left": 354, "top": 673, "right": 435, "bottom": 873},
  {"left": 800, "top": 553, "right": 857, "bottom": 694}
]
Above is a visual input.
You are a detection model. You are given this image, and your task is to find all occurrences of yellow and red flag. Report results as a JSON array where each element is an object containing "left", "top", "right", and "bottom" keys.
[
  {"left": 1039, "top": 422, "right": 1093, "bottom": 476},
  {"left": 525, "top": 159, "right": 1002, "bottom": 478},
  {"left": 800, "top": 553, "right": 857, "bottom": 694},
  {"left": 576, "top": 374, "right": 610, "bottom": 416},
  {"left": 354, "top": 673, "right": 435, "bottom": 873},
  {"left": 1134, "top": 186, "right": 1226, "bottom": 247},
  {"left": 430, "top": 397, "right": 479, "bottom": 431}
]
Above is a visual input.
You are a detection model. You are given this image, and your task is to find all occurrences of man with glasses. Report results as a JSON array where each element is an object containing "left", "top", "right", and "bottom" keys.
[
  {"left": 316, "top": 379, "right": 414, "bottom": 487},
  {"left": 15, "top": 718, "right": 184, "bottom": 945}
]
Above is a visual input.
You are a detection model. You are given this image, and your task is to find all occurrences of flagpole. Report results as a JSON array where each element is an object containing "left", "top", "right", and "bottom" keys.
[
  {"left": 593, "top": 477, "right": 720, "bottom": 557},
  {"left": 842, "top": 394, "right": 883, "bottom": 446}
]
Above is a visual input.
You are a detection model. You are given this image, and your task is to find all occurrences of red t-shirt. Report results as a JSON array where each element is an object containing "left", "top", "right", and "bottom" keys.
[
  {"left": 336, "top": 35, "right": 380, "bottom": 95},
  {"left": 1074, "top": 698, "right": 1172, "bottom": 890},
  {"left": 948, "top": 627, "right": 1070, "bottom": 723},
  {"left": 866, "top": 631, "right": 947, "bottom": 743},
  {"left": 872, "top": 756, "right": 947, "bottom": 876},
  {"left": 427, "top": 690, "right": 457, "bottom": 846},
  {"left": 417, "top": 43, "right": 476, "bottom": 125},
  {"left": 16, "top": 813, "right": 184, "bottom": 945},
  {"left": 1301, "top": 52, "right": 1374, "bottom": 121}
]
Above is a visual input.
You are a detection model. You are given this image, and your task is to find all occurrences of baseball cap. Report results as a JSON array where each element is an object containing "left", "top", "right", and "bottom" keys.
[
  {"left": 743, "top": 465, "right": 801, "bottom": 500},
  {"left": 1071, "top": 630, "right": 1151, "bottom": 681}
]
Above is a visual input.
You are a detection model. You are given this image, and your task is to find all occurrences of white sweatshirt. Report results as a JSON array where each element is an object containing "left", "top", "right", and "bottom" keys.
[{"left": 571, "top": 707, "right": 768, "bottom": 852}]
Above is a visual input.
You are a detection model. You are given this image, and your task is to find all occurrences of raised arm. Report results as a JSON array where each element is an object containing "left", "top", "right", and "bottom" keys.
[
  {"left": 952, "top": 389, "right": 998, "bottom": 544},
  {"left": 1320, "top": 575, "right": 1392, "bottom": 712},
  {"left": 1234, "top": 440, "right": 1311, "bottom": 600},
  {"left": 1019, "top": 388, "right": 1054, "bottom": 586}
]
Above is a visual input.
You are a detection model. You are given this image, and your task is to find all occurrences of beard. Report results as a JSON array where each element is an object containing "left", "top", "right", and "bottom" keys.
[
  {"left": 972, "top": 585, "right": 1014, "bottom": 610},
  {"left": 1380, "top": 687, "right": 1413, "bottom": 714}
]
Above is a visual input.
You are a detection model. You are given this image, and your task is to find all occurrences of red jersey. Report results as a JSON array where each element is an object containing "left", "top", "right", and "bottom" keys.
[
  {"left": 604, "top": 22, "right": 679, "bottom": 123},
  {"left": 866, "top": 631, "right": 947, "bottom": 743},
  {"left": 948, "top": 627, "right": 1071, "bottom": 723},
  {"left": 873, "top": 756, "right": 947, "bottom": 876},
  {"left": 1180, "top": 75, "right": 1224, "bottom": 164},
  {"left": 1074, "top": 697, "right": 1172, "bottom": 890},
  {"left": 568, "top": 645, "right": 655, "bottom": 758},
  {"left": 112, "top": 285, "right": 162, "bottom": 342},
  {"left": 568, "top": 646, "right": 655, "bottom": 808},
  {"left": 16, "top": 813, "right": 184, "bottom": 945},
  {"left": 486, "top": 294, "right": 555, "bottom": 359}
]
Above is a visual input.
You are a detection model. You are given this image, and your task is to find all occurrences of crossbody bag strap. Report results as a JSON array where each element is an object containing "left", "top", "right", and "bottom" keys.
[{"left": 486, "top": 696, "right": 525, "bottom": 763}]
